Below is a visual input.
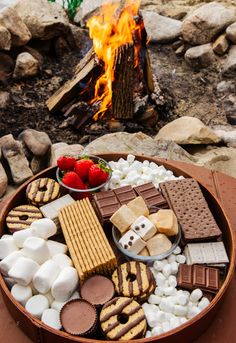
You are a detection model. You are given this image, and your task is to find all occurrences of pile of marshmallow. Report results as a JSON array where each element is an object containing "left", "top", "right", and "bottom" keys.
[
  {"left": 143, "top": 247, "right": 210, "bottom": 338},
  {"left": 108, "top": 155, "right": 183, "bottom": 189},
  {"left": 0, "top": 218, "right": 79, "bottom": 330}
]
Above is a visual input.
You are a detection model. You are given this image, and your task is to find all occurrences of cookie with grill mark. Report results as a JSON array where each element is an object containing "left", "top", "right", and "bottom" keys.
[
  {"left": 26, "top": 178, "right": 60, "bottom": 207},
  {"left": 100, "top": 297, "right": 146, "bottom": 340},
  {"left": 112, "top": 261, "right": 152, "bottom": 301},
  {"left": 6, "top": 205, "right": 43, "bottom": 233}
]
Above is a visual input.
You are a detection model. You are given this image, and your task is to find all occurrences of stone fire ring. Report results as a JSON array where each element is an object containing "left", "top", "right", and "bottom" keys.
[{"left": 0, "top": 153, "right": 235, "bottom": 343}]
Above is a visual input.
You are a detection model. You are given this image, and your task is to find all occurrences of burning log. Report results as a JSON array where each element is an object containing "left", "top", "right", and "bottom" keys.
[{"left": 112, "top": 43, "right": 134, "bottom": 119}]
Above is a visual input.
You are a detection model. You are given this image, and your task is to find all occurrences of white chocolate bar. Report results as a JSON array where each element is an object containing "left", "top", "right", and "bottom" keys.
[
  {"left": 184, "top": 242, "right": 229, "bottom": 265},
  {"left": 131, "top": 215, "right": 156, "bottom": 241}
]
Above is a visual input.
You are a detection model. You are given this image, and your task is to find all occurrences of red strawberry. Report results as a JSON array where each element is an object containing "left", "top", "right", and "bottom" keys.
[
  {"left": 62, "top": 171, "right": 85, "bottom": 189},
  {"left": 74, "top": 157, "right": 94, "bottom": 181},
  {"left": 73, "top": 184, "right": 90, "bottom": 200},
  {"left": 88, "top": 160, "right": 110, "bottom": 187},
  {"left": 57, "top": 156, "right": 76, "bottom": 171}
]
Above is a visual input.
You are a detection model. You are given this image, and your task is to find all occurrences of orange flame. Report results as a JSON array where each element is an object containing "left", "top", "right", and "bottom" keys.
[{"left": 87, "top": 0, "right": 141, "bottom": 120}]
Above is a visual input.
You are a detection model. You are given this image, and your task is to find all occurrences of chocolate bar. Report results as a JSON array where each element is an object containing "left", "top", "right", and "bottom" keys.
[
  {"left": 134, "top": 182, "right": 168, "bottom": 209},
  {"left": 93, "top": 183, "right": 169, "bottom": 223},
  {"left": 177, "top": 264, "right": 220, "bottom": 293},
  {"left": 184, "top": 242, "right": 229, "bottom": 265},
  {"left": 160, "top": 179, "right": 222, "bottom": 242}
]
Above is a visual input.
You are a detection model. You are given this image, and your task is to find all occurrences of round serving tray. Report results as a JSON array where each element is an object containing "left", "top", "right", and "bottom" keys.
[{"left": 0, "top": 153, "right": 235, "bottom": 343}]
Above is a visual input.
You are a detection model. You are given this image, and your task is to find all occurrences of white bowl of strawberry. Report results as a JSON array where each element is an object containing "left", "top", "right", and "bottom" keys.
[{"left": 56, "top": 155, "right": 112, "bottom": 200}]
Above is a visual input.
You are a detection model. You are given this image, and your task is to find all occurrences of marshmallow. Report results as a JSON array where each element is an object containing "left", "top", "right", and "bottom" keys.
[
  {"left": 145, "top": 310, "right": 160, "bottom": 328},
  {"left": 119, "top": 230, "right": 146, "bottom": 254},
  {"left": 162, "top": 264, "right": 172, "bottom": 278},
  {"left": 146, "top": 234, "right": 172, "bottom": 256},
  {"left": 173, "top": 305, "right": 188, "bottom": 317},
  {"left": 168, "top": 275, "right": 177, "bottom": 288},
  {"left": 198, "top": 297, "right": 210, "bottom": 310},
  {"left": 30, "top": 282, "right": 39, "bottom": 295},
  {"left": 162, "top": 321, "right": 171, "bottom": 333},
  {"left": 8, "top": 257, "right": 39, "bottom": 286},
  {"left": 13, "top": 228, "right": 37, "bottom": 248},
  {"left": 69, "top": 291, "right": 80, "bottom": 300},
  {"left": 131, "top": 216, "right": 156, "bottom": 241},
  {"left": 190, "top": 289, "right": 203, "bottom": 303},
  {"left": 47, "top": 240, "right": 68, "bottom": 256},
  {"left": 0, "top": 251, "right": 24, "bottom": 276},
  {"left": 52, "top": 253, "right": 73, "bottom": 269},
  {"left": 180, "top": 317, "right": 188, "bottom": 324},
  {"left": 148, "top": 294, "right": 162, "bottom": 305},
  {"left": 170, "top": 262, "right": 179, "bottom": 275},
  {"left": 23, "top": 237, "right": 50, "bottom": 264},
  {"left": 176, "top": 255, "right": 186, "bottom": 264},
  {"left": 164, "top": 287, "right": 176, "bottom": 296},
  {"left": 151, "top": 326, "right": 163, "bottom": 336},
  {"left": 33, "top": 260, "right": 60, "bottom": 294},
  {"left": 145, "top": 330, "right": 152, "bottom": 338},
  {"left": 1, "top": 234, "right": 12, "bottom": 239},
  {"left": 110, "top": 205, "right": 138, "bottom": 234},
  {"left": 176, "top": 292, "right": 189, "bottom": 306},
  {"left": 153, "top": 259, "right": 168, "bottom": 272},
  {"left": 51, "top": 267, "right": 78, "bottom": 302},
  {"left": 127, "top": 154, "right": 135, "bottom": 164},
  {"left": 173, "top": 246, "right": 181, "bottom": 255},
  {"left": 170, "top": 317, "right": 180, "bottom": 329},
  {"left": 31, "top": 218, "right": 57, "bottom": 239},
  {"left": 127, "top": 197, "right": 149, "bottom": 218},
  {"left": 154, "top": 287, "right": 164, "bottom": 297},
  {"left": 187, "top": 306, "right": 201, "bottom": 319},
  {"left": 155, "top": 272, "right": 166, "bottom": 287},
  {"left": 160, "top": 299, "right": 174, "bottom": 313},
  {"left": 0, "top": 237, "right": 18, "bottom": 259},
  {"left": 151, "top": 210, "right": 178, "bottom": 237},
  {"left": 41, "top": 309, "right": 62, "bottom": 330},
  {"left": 25, "top": 294, "right": 49, "bottom": 319},
  {"left": 11, "top": 284, "right": 32, "bottom": 306},
  {"left": 51, "top": 299, "right": 66, "bottom": 312}
]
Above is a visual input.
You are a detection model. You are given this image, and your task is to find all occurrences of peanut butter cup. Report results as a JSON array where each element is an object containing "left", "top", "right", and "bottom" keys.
[
  {"left": 60, "top": 299, "right": 97, "bottom": 336},
  {"left": 80, "top": 275, "right": 115, "bottom": 306}
]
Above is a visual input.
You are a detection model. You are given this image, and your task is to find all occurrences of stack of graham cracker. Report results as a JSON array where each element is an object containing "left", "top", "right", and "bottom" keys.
[{"left": 59, "top": 198, "right": 117, "bottom": 282}]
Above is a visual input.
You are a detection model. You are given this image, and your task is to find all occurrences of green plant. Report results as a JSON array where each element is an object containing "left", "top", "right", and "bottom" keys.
[{"left": 48, "top": 0, "right": 83, "bottom": 19}]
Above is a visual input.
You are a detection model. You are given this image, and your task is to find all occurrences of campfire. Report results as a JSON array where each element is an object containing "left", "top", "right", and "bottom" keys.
[{"left": 46, "top": 0, "right": 164, "bottom": 130}]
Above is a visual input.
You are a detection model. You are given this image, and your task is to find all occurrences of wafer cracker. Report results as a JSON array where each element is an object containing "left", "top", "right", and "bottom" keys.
[{"left": 59, "top": 199, "right": 117, "bottom": 282}]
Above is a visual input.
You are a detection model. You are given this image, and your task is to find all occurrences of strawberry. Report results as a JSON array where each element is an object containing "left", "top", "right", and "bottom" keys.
[
  {"left": 74, "top": 157, "right": 94, "bottom": 181},
  {"left": 57, "top": 156, "right": 76, "bottom": 171},
  {"left": 73, "top": 184, "right": 90, "bottom": 200},
  {"left": 88, "top": 160, "right": 110, "bottom": 187},
  {"left": 62, "top": 171, "right": 85, "bottom": 189}
]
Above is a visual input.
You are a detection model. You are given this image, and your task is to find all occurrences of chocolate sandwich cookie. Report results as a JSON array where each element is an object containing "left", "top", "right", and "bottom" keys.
[
  {"left": 112, "top": 262, "right": 152, "bottom": 302},
  {"left": 26, "top": 178, "right": 60, "bottom": 207},
  {"left": 100, "top": 297, "right": 146, "bottom": 340},
  {"left": 6, "top": 205, "right": 43, "bottom": 233},
  {"left": 80, "top": 275, "right": 115, "bottom": 307},
  {"left": 60, "top": 299, "right": 98, "bottom": 336}
]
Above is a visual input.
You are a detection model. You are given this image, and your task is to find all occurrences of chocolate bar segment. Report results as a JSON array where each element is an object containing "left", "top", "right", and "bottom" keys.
[
  {"left": 177, "top": 264, "right": 220, "bottom": 293},
  {"left": 93, "top": 190, "right": 120, "bottom": 222},
  {"left": 134, "top": 182, "right": 168, "bottom": 209},
  {"left": 160, "top": 179, "right": 222, "bottom": 242},
  {"left": 113, "top": 186, "right": 136, "bottom": 205}
]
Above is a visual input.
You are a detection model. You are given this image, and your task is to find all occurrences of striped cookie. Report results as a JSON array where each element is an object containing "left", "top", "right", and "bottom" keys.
[
  {"left": 112, "top": 261, "right": 152, "bottom": 301},
  {"left": 100, "top": 297, "right": 146, "bottom": 340},
  {"left": 6, "top": 205, "right": 43, "bottom": 233},
  {"left": 26, "top": 178, "right": 60, "bottom": 206}
]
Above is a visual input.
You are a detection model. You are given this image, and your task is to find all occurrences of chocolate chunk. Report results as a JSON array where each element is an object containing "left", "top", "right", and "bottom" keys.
[
  {"left": 177, "top": 264, "right": 220, "bottom": 293},
  {"left": 134, "top": 182, "right": 168, "bottom": 209}
]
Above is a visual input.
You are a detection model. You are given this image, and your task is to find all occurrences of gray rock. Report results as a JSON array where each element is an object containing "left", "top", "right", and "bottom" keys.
[
  {"left": 222, "top": 45, "right": 236, "bottom": 77},
  {"left": 184, "top": 43, "right": 216, "bottom": 69},
  {"left": 68, "top": 24, "right": 91, "bottom": 51},
  {"left": 49, "top": 142, "right": 68, "bottom": 166},
  {"left": 0, "top": 52, "right": 14, "bottom": 73},
  {"left": 226, "top": 22, "right": 236, "bottom": 44},
  {"left": 30, "top": 155, "right": 48, "bottom": 175},
  {"left": 50, "top": 144, "right": 84, "bottom": 166},
  {"left": 0, "top": 134, "right": 33, "bottom": 185},
  {"left": 0, "top": 162, "right": 8, "bottom": 198},
  {"left": 181, "top": 2, "right": 236, "bottom": 45},
  {"left": 84, "top": 132, "right": 196, "bottom": 164},
  {"left": 18, "top": 129, "right": 52, "bottom": 157},
  {"left": 13, "top": 52, "right": 39, "bottom": 79},
  {"left": 217, "top": 81, "right": 236, "bottom": 94},
  {"left": 0, "top": 91, "right": 10, "bottom": 109},
  {"left": 0, "top": 25, "right": 11, "bottom": 50},
  {"left": 142, "top": 11, "right": 182, "bottom": 43},
  {"left": 14, "top": 0, "right": 69, "bottom": 40},
  {"left": 213, "top": 34, "right": 229, "bottom": 55},
  {"left": 74, "top": 0, "right": 108, "bottom": 25},
  {"left": 155, "top": 117, "right": 220, "bottom": 145},
  {"left": 0, "top": 7, "right": 31, "bottom": 46}
]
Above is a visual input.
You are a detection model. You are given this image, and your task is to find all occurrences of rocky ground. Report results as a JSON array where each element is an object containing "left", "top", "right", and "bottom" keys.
[{"left": 0, "top": 0, "right": 236, "bottom": 201}]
